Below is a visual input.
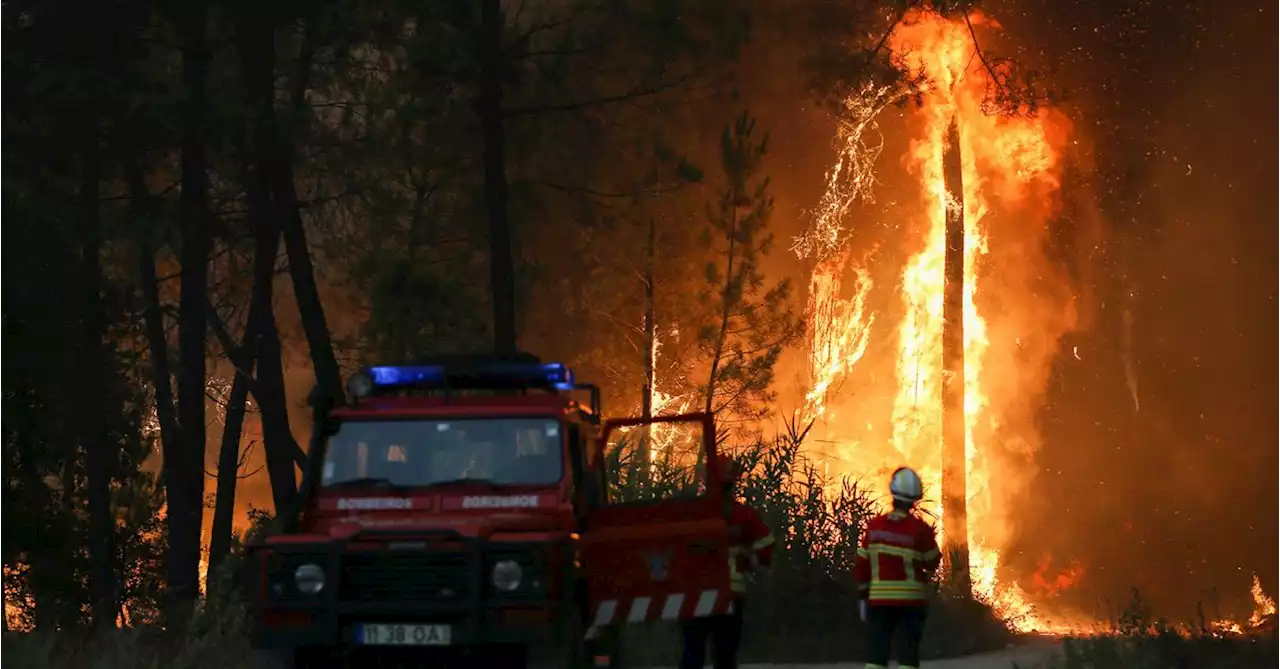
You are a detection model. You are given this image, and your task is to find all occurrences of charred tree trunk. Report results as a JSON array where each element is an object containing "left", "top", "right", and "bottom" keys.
[
  {"left": 79, "top": 109, "right": 117, "bottom": 630},
  {"left": 128, "top": 166, "right": 179, "bottom": 451},
  {"left": 168, "top": 0, "right": 211, "bottom": 613},
  {"left": 251, "top": 220, "right": 304, "bottom": 514},
  {"left": 270, "top": 22, "right": 343, "bottom": 406},
  {"left": 640, "top": 217, "right": 657, "bottom": 470},
  {"left": 940, "top": 116, "right": 970, "bottom": 590},
  {"left": 642, "top": 216, "right": 657, "bottom": 421},
  {"left": 238, "top": 1, "right": 302, "bottom": 515},
  {"left": 478, "top": 0, "right": 517, "bottom": 354},
  {"left": 207, "top": 368, "right": 250, "bottom": 586}
]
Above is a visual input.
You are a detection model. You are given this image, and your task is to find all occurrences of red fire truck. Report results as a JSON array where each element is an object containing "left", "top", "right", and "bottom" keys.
[{"left": 245, "top": 355, "right": 737, "bottom": 668}]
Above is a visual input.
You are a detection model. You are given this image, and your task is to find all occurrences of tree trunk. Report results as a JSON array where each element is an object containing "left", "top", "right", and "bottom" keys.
[
  {"left": 128, "top": 168, "right": 179, "bottom": 452},
  {"left": 238, "top": 0, "right": 302, "bottom": 515},
  {"left": 478, "top": 0, "right": 517, "bottom": 354},
  {"left": 267, "top": 22, "right": 343, "bottom": 405},
  {"left": 640, "top": 217, "right": 657, "bottom": 471},
  {"left": 940, "top": 116, "right": 969, "bottom": 590},
  {"left": 168, "top": 0, "right": 211, "bottom": 613},
  {"left": 704, "top": 208, "right": 738, "bottom": 415},
  {"left": 207, "top": 369, "right": 250, "bottom": 587},
  {"left": 0, "top": 424, "right": 7, "bottom": 634},
  {"left": 642, "top": 216, "right": 657, "bottom": 422},
  {"left": 78, "top": 111, "right": 117, "bottom": 629}
]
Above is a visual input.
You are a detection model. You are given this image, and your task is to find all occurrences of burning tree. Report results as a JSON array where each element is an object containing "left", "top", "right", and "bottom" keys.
[{"left": 793, "top": 3, "right": 1074, "bottom": 626}]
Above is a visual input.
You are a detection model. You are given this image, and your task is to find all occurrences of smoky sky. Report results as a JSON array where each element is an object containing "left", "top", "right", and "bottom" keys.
[{"left": 984, "top": 0, "right": 1279, "bottom": 620}]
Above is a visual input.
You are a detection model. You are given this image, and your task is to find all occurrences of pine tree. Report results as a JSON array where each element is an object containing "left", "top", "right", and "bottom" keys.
[{"left": 697, "top": 112, "right": 804, "bottom": 426}]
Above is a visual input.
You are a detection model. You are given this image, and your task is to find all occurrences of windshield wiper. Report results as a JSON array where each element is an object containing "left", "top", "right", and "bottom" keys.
[{"left": 325, "top": 477, "right": 410, "bottom": 491}]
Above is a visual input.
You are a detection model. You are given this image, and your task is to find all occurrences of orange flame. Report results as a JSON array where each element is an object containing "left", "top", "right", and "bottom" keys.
[
  {"left": 1249, "top": 573, "right": 1277, "bottom": 628},
  {"left": 801, "top": 8, "right": 1078, "bottom": 632},
  {"left": 1028, "top": 556, "right": 1085, "bottom": 598}
]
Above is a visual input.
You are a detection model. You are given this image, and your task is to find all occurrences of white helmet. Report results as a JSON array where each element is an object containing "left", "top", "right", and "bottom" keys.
[{"left": 889, "top": 467, "right": 923, "bottom": 504}]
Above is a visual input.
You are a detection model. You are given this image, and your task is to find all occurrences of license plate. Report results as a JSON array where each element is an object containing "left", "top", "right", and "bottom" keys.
[{"left": 357, "top": 623, "right": 452, "bottom": 646}]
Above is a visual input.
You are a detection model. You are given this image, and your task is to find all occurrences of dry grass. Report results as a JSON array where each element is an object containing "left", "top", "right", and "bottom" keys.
[{"left": 1019, "top": 592, "right": 1280, "bottom": 669}]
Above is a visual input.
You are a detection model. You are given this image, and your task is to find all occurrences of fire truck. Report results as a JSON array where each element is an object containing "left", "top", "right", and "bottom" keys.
[{"left": 245, "top": 354, "right": 737, "bottom": 668}]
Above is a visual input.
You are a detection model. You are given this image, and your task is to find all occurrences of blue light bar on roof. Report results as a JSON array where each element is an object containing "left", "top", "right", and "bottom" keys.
[{"left": 363, "top": 362, "right": 575, "bottom": 391}]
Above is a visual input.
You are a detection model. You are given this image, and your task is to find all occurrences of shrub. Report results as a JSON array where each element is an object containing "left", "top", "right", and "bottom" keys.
[{"left": 1, "top": 593, "right": 251, "bottom": 669}]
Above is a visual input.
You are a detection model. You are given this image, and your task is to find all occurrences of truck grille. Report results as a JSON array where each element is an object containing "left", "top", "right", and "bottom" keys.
[{"left": 338, "top": 552, "right": 472, "bottom": 603}]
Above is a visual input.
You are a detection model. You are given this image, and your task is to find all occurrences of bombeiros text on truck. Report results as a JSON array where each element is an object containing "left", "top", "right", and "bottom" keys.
[{"left": 243, "top": 354, "right": 741, "bottom": 669}]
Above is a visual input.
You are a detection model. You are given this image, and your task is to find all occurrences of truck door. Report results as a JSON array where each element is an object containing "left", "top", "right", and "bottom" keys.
[{"left": 580, "top": 413, "right": 733, "bottom": 632}]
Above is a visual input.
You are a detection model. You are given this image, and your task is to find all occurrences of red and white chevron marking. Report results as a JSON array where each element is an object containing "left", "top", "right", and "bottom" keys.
[{"left": 584, "top": 589, "right": 734, "bottom": 638}]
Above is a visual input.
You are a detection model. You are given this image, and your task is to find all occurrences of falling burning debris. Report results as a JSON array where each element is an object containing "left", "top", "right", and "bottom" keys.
[
  {"left": 799, "top": 8, "right": 1082, "bottom": 632},
  {"left": 792, "top": 79, "right": 908, "bottom": 425},
  {"left": 793, "top": 81, "right": 906, "bottom": 263},
  {"left": 802, "top": 258, "right": 875, "bottom": 423},
  {"left": 1121, "top": 296, "right": 1141, "bottom": 413}
]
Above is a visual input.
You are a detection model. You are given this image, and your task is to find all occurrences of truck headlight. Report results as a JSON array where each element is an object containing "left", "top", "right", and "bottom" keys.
[
  {"left": 491, "top": 560, "right": 522, "bottom": 592},
  {"left": 294, "top": 563, "right": 326, "bottom": 595}
]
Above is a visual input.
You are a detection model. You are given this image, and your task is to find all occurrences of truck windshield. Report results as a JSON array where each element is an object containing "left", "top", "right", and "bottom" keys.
[{"left": 320, "top": 417, "right": 563, "bottom": 488}]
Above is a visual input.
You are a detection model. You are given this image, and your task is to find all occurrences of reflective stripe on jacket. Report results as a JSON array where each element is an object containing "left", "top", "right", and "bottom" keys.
[
  {"left": 853, "top": 510, "right": 941, "bottom": 606},
  {"left": 727, "top": 501, "right": 774, "bottom": 593}
]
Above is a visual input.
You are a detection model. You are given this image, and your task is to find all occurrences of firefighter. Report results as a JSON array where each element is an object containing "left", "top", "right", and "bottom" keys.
[
  {"left": 853, "top": 466, "right": 941, "bottom": 669},
  {"left": 679, "top": 460, "right": 774, "bottom": 669}
]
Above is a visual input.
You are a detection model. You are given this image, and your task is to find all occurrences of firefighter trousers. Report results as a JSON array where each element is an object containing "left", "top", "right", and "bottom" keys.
[
  {"left": 864, "top": 604, "right": 927, "bottom": 669},
  {"left": 678, "top": 596, "right": 745, "bottom": 669}
]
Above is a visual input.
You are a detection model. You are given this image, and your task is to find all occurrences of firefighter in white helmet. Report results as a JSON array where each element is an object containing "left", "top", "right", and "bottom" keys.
[{"left": 853, "top": 467, "right": 941, "bottom": 669}]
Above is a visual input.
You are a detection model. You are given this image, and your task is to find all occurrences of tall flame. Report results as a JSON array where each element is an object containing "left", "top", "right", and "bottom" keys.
[{"left": 799, "top": 9, "right": 1077, "bottom": 631}]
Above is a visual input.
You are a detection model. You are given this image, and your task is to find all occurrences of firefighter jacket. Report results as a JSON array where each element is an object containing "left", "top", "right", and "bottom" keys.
[
  {"left": 727, "top": 500, "right": 775, "bottom": 594},
  {"left": 853, "top": 510, "right": 941, "bottom": 606}
]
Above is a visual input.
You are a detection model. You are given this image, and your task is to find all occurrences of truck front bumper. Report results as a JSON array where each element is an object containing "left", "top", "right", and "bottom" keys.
[{"left": 248, "top": 531, "right": 579, "bottom": 651}]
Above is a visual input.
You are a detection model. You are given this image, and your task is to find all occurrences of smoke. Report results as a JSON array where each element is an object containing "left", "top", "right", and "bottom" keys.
[{"left": 994, "top": 0, "right": 1279, "bottom": 620}]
